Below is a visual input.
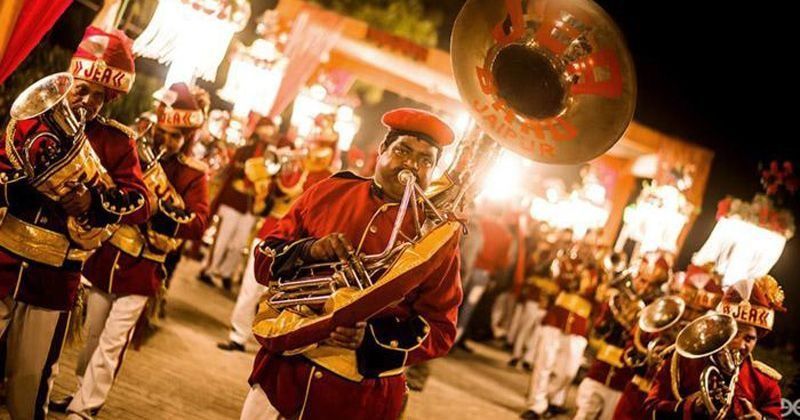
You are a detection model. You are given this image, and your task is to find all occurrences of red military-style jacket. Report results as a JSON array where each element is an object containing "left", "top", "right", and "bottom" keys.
[
  {"left": 0, "top": 117, "right": 150, "bottom": 310},
  {"left": 541, "top": 260, "right": 596, "bottom": 337},
  {"left": 644, "top": 354, "right": 783, "bottom": 419},
  {"left": 213, "top": 142, "right": 267, "bottom": 215},
  {"left": 250, "top": 172, "right": 462, "bottom": 420},
  {"left": 586, "top": 302, "right": 635, "bottom": 391},
  {"left": 83, "top": 154, "right": 209, "bottom": 296},
  {"left": 473, "top": 217, "right": 513, "bottom": 276}
]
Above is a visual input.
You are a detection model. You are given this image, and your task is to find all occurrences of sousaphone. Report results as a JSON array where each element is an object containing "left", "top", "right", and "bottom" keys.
[
  {"left": 452, "top": 0, "right": 636, "bottom": 164},
  {"left": 252, "top": 0, "right": 636, "bottom": 376}
]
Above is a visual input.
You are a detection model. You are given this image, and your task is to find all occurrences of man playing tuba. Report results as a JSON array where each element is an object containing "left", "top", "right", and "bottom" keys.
[
  {"left": 0, "top": 26, "right": 151, "bottom": 419},
  {"left": 240, "top": 108, "right": 462, "bottom": 420},
  {"left": 644, "top": 275, "right": 785, "bottom": 419},
  {"left": 50, "top": 82, "right": 210, "bottom": 418}
]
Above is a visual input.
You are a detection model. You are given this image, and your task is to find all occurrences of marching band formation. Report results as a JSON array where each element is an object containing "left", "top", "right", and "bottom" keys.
[{"left": 0, "top": 1, "right": 793, "bottom": 420}]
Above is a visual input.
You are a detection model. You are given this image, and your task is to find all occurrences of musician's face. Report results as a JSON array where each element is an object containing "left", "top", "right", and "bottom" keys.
[
  {"left": 254, "top": 124, "right": 277, "bottom": 144},
  {"left": 728, "top": 323, "right": 758, "bottom": 358},
  {"left": 375, "top": 135, "right": 438, "bottom": 201},
  {"left": 154, "top": 125, "right": 185, "bottom": 156},
  {"left": 67, "top": 80, "right": 106, "bottom": 121}
]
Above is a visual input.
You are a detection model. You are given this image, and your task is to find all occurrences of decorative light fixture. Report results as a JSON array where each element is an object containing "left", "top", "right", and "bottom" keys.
[
  {"left": 218, "top": 39, "right": 287, "bottom": 119},
  {"left": 615, "top": 182, "right": 693, "bottom": 254},
  {"left": 133, "top": 0, "right": 250, "bottom": 85},
  {"left": 529, "top": 168, "right": 610, "bottom": 239}
]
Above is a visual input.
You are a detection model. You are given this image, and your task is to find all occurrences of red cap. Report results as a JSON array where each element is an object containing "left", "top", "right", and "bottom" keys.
[
  {"left": 69, "top": 26, "right": 135, "bottom": 97},
  {"left": 716, "top": 276, "right": 786, "bottom": 331},
  {"left": 155, "top": 83, "right": 205, "bottom": 129},
  {"left": 381, "top": 108, "right": 454, "bottom": 148}
]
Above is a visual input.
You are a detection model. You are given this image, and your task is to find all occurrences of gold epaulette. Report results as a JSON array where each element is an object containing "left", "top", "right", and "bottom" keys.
[
  {"left": 753, "top": 360, "right": 782, "bottom": 381},
  {"left": 178, "top": 154, "right": 209, "bottom": 173},
  {"left": 97, "top": 116, "right": 137, "bottom": 139}
]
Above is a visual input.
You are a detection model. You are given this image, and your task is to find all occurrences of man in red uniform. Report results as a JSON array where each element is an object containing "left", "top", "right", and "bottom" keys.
[
  {"left": 49, "top": 83, "right": 210, "bottom": 418},
  {"left": 644, "top": 275, "right": 784, "bottom": 419},
  {"left": 0, "top": 26, "right": 151, "bottom": 419},
  {"left": 454, "top": 205, "right": 513, "bottom": 347},
  {"left": 239, "top": 108, "right": 462, "bottom": 420},
  {"left": 521, "top": 243, "right": 597, "bottom": 419},
  {"left": 201, "top": 116, "right": 284, "bottom": 289},
  {"left": 218, "top": 131, "right": 335, "bottom": 352}
]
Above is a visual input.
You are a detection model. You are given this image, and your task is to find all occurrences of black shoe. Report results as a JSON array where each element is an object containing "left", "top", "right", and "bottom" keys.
[
  {"left": 508, "top": 358, "right": 519, "bottom": 368},
  {"left": 544, "top": 405, "right": 569, "bottom": 417},
  {"left": 217, "top": 340, "right": 245, "bottom": 352},
  {"left": 521, "top": 361, "right": 533, "bottom": 372},
  {"left": 221, "top": 277, "right": 232, "bottom": 291},
  {"left": 49, "top": 395, "right": 73, "bottom": 413},
  {"left": 519, "top": 409, "right": 541, "bottom": 419},
  {"left": 198, "top": 272, "right": 214, "bottom": 285}
]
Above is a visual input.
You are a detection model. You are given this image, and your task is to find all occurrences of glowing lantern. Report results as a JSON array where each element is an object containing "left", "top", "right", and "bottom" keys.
[
  {"left": 693, "top": 194, "right": 794, "bottom": 288},
  {"left": 134, "top": 0, "right": 250, "bottom": 85},
  {"left": 615, "top": 182, "right": 693, "bottom": 254}
]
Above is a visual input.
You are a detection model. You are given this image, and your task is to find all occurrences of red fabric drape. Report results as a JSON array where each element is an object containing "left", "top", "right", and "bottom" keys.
[
  {"left": 0, "top": 0, "right": 73, "bottom": 84},
  {"left": 266, "top": 7, "right": 344, "bottom": 118}
]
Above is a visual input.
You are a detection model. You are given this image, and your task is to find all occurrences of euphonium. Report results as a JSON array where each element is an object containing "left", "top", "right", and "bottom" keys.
[
  {"left": 676, "top": 314, "right": 742, "bottom": 420},
  {"left": 8, "top": 72, "right": 117, "bottom": 250},
  {"left": 134, "top": 120, "right": 186, "bottom": 253},
  {"left": 606, "top": 271, "right": 645, "bottom": 332},
  {"left": 254, "top": 0, "right": 636, "bottom": 358},
  {"left": 624, "top": 295, "right": 686, "bottom": 368},
  {"left": 266, "top": 170, "right": 440, "bottom": 310}
]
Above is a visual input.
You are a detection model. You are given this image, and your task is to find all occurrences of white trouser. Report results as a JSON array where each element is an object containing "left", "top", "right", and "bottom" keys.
[
  {"left": 511, "top": 301, "right": 544, "bottom": 361},
  {"left": 525, "top": 325, "right": 588, "bottom": 414},
  {"left": 5, "top": 301, "right": 71, "bottom": 420},
  {"left": 67, "top": 288, "right": 148, "bottom": 417},
  {"left": 491, "top": 291, "right": 517, "bottom": 340},
  {"left": 207, "top": 204, "right": 257, "bottom": 280},
  {"left": 573, "top": 377, "right": 622, "bottom": 420},
  {"left": 229, "top": 239, "right": 267, "bottom": 345},
  {"left": 240, "top": 385, "right": 286, "bottom": 420}
]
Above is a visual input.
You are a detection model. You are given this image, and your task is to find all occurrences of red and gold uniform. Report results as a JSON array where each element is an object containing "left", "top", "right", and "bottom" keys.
[
  {"left": 0, "top": 26, "right": 150, "bottom": 420},
  {"left": 204, "top": 116, "right": 287, "bottom": 284},
  {"left": 524, "top": 249, "right": 597, "bottom": 416},
  {"left": 242, "top": 108, "right": 461, "bottom": 420},
  {"left": 221, "top": 134, "right": 334, "bottom": 350},
  {"left": 644, "top": 275, "right": 785, "bottom": 419},
  {"left": 247, "top": 174, "right": 461, "bottom": 419},
  {"left": 574, "top": 301, "right": 636, "bottom": 419},
  {"left": 58, "top": 83, "right": 210, "bottom": 418}
]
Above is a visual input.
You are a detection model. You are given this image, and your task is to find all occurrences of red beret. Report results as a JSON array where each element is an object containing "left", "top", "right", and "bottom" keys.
[
  {"left": 69, "top": 26, "right": 135, "bottom": 96},
  {"left": 381, "top": 108, "right": 454, "bottom": 147}
]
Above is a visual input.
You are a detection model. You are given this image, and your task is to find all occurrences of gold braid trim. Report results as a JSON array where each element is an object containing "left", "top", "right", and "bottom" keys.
[
  {"left": 96, "top": 116, "right": 137, "bottom": 139},
  {"left": 4, "top": 119, "right": 23, "bottom": 170},
  {"left": 752, "top": 360, "right": 782, "bottom": 381}
]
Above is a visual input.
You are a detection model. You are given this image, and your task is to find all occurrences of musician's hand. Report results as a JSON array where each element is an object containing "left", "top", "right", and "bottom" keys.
[
  {"left": 323, "top": 322, "right": 367, "bottom": 350},
  {"left": 61, "top": 181, "right": 92, "bottom": 217},
  {"left": 308, "top": 233, "right": 354, "bottom": 262},
  {"left": 739, "top": 397, "right": 763, "bottom": 420}
]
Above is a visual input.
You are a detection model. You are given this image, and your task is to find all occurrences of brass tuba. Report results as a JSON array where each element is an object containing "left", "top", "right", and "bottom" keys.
[
  {"left": 9, "top": 72, "right": 117, "bottom": 250},
  {"left": 624, "top": 295, "right": 685, "bottom": 367},
  {"left": 451, "top": 0, "right": 636, "bottom": 164},
  {"left": 133, "top": 118, "right": 187, "bottom": 253},
  {"left": 676, "top": 314, "right": 742, "bottom": 420},
  {"left": 253, "top": 0, "right": 636, "bottom": 360}
]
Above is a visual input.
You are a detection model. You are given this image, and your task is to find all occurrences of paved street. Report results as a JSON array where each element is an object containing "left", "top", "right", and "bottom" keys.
[{"left": 2, "top": 259, "right": 573, "bottom": 419}]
